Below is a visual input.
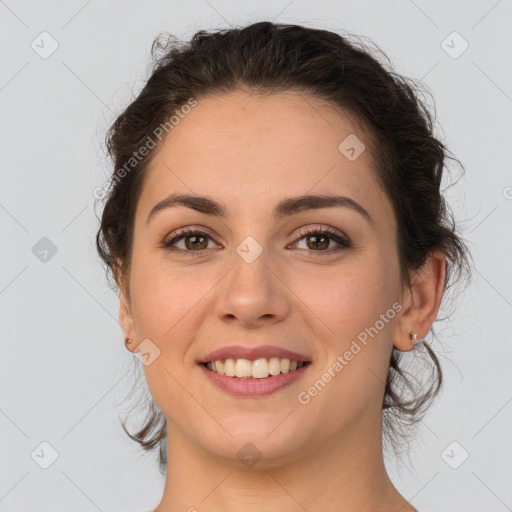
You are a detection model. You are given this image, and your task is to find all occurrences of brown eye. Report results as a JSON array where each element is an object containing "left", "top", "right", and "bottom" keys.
[
  {"left": 163, "top": 229, "right": 216, "bottom": 255},
  {"left": 305, "top": 233, "right": 330, "bottom": 250},
  {"left": 182, "top": 233, "right": 208, "bottom": 250},
  {"left": 293, "top": 227, "right": 351, "bottom": 254},
  {"left": 162, "top": 226, "right": 351, "bottom": 257}
]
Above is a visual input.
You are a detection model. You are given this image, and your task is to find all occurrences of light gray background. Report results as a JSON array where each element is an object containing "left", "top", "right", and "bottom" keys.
[{"left": 1, "top": 1, "right": 511, "bottom": 511}]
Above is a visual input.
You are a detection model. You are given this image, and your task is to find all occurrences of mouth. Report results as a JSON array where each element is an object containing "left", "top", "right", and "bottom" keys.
[{"left": 200, "top": 357, "right": 312, "bottom": 379}]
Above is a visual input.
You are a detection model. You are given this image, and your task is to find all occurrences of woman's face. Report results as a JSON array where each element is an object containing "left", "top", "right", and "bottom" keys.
[{"left": 120, "top": 90, "right": 408, "bottom": 463}]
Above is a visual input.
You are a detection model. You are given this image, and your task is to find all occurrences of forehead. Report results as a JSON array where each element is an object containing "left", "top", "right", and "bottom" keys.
[{"left": 136, "top": 90, "right": 392, "bottom": 225}]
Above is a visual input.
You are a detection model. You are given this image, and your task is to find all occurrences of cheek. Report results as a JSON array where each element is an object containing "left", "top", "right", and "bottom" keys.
[
  {"left": 128, "top": 252, "right": 207, "bottom": 346},
  {"left": 290, "top": 271, "right": 397, "bottom": 438},
  {"left": 130, "top": 245, "right": 399, "bottom": 348},
  {"left": 128, "top": 260, "right": 208, "bottom": 413},
  {"left": 293, "top": 259, "right": 393, "bottom": 339},
  {"left": 293, "top": 256, "right": 398, "bottom": 400}
]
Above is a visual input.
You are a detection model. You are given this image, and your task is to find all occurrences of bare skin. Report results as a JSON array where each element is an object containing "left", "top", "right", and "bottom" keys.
[{"left": 118, "top": 90, "right": 445, "bottom": 512}]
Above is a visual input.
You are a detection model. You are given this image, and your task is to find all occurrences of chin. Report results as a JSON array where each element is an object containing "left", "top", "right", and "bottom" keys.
[{"left": 198, "top": 421, "right": 311, "bottom": 467}]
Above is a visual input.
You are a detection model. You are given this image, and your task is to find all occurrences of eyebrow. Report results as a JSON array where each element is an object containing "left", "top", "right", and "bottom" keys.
[{"left": 146, "top": 193, "right": 374, "bottom": 226}]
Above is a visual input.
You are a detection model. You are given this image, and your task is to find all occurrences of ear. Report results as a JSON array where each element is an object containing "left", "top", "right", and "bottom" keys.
[
  {"left": 393, "top": 248, "right": 446, "bottom": 352},
  {"left": 114, "top": 263, "right": 138, "bottom": 354}
]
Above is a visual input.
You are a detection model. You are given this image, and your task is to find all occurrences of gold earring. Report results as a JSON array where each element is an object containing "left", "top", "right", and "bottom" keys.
[
  {"left": 410, "top": 331, "right": 419, "bottom": 345},
  {"left": 124, "top": 338, "right": 134, "bottom": 346}
]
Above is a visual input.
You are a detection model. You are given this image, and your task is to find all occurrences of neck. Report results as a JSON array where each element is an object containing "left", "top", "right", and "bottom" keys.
[{"left": 154, "top": 411, "right": 415, "bottom": 512}]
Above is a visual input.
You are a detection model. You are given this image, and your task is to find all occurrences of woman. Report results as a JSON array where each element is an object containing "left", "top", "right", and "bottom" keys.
[{"left": 96, "top": 21, "right": 471, "bottom": 511}]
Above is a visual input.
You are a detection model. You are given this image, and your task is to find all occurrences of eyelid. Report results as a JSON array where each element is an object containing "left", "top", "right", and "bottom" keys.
[
  {"left": 162, "top": 224, "right": 351, "bottom": 255},
  {"left": 292, "top": 224, "right": 348, "bottom": 242},
  {"left": 163, "top": 225, "right": 220, "bottom": 246},
  {"left": 289, "top": 225, "right": 351, "bottom": 253}
]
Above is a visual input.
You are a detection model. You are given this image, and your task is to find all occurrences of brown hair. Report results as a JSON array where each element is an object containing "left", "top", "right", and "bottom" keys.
[{"left": 95, "top": 21, "right": 472, "bottom": 473}]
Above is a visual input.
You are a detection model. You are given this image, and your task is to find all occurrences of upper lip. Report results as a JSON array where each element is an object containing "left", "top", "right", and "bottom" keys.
[{"left": 198, "top": 345, "right": 311, "bottom": 363}]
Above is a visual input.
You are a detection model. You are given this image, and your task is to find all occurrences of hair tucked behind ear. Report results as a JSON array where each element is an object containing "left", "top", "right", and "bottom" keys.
[{"left": 96, "top": 21, "right": 472, "bottom": 472}]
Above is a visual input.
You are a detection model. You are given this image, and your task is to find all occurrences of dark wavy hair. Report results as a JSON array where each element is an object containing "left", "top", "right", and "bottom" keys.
[{"left": 95, "top": 21, "right": 472, "bottom": 474}]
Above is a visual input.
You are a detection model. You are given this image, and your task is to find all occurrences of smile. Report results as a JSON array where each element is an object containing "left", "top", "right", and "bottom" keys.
[
  {"left": 202, "top": 357, "right": 309, "bottom": 379},
  {"left": 199, "top": 358, "right": 312, "bottom": 397}
]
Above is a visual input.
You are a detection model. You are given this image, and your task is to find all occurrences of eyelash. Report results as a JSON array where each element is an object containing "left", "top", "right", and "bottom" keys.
[{"left": 161, "top": 225, "right": 351, "bottom": 257}]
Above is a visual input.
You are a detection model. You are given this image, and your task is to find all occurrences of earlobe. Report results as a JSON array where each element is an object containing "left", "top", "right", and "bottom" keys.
[
  {"left": 393, "top": 330, "right": 421, "bottom": 352},
  {"left": 113, "top": 262, "right": 138, "bottom": 353},
  {"left": 124, "top": 337, "right": 140, "bottom": 353},
  {"left": 393, "top": 249, "right": 446, "bottom": 352},
  {"left": 118, "top": 283, "right": 138, "bottom": 353}
]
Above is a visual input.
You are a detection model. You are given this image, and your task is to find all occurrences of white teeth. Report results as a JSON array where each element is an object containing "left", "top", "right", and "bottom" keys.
[
  {"left": 268, "top": 357, "right": 281, "bottom": 375},
  {"left": 224, "top": 358, "right": 236, "bottom": 377},
  {"left": 235, "top": 358, "right": 252, "bottom": 378},
  {"left": 205, "top": 357, "right": 307, "bottom": 379},
  {"left": 252, "top": 358, "right": 270, "bottom": 378}
]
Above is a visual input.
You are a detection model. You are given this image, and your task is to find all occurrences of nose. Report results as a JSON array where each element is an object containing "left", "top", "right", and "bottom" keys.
[{"left": 213, "top": 244, "right": 291, "bottom": 329}]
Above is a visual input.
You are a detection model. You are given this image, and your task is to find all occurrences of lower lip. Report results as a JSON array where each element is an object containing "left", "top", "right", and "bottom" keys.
[{"left": 199, "top": 363, "right": 311, "bottom": 397}]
